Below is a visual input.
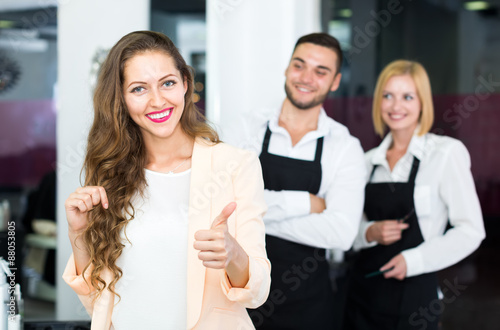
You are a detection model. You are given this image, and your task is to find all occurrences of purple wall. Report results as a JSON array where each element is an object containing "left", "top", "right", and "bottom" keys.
[
  {"left": 325, "top": 93, "right": 500, "bottom": 217},
  {"left": 0, "top": 99, "right": 56, "bottom": 187}
]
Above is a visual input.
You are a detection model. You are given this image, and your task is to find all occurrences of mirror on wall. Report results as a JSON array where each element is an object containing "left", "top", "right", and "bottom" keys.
[{"left": 0, "top": 4, "right": 57, "bottom": 322}]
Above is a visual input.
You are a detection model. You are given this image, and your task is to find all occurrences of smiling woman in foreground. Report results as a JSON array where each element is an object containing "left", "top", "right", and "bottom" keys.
[{"left": 62, "top": 30, "right": 270, "bottom": 330}]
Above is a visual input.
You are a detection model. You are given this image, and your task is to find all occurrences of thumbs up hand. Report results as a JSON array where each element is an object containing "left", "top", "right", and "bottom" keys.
[
  {"left": 194, "top": 202, "right": 250, "bottom": 287},
  {"left": 210, "top": 202, "right": 236, "bottom": 231},
  {"left": 194, "top": 202, "right": 237, "bottom": 270}
]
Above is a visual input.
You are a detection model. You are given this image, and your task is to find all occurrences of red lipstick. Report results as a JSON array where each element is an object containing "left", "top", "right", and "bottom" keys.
[{"left": 146, "top": 107, "right": 173, "bottom": 123}]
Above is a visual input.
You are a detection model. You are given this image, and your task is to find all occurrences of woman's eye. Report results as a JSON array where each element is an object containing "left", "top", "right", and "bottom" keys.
[
  {"left": 404, "top": 95, "right": 414, "bottom": 101},
  {"left": 131, "top": 86, "right": 144, "bottom": 93},
  {"left": 163, "top": 80, "right": 176, "bottom": 87},
  {"left": 382, "top": 93, "right": 392, "bottom": 99}
]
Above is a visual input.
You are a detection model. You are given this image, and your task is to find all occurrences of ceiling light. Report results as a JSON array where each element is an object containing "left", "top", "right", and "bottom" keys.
[
  {"left": 464, "top": 1, "right": 490, "bottom": 11},
  {"left": 337, "top": 9, "right": 352, "bottom": 18},
  {"left": 0, "top": 21, "right": 15, "bottom": 29}
]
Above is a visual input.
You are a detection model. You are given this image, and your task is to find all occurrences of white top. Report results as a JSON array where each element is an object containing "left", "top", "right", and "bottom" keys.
[
  {"left": 112, "top": 169, "right": 191, "bottom": 329},
  {"left": 247, "top": 108, "right": 367, "bottom": 250},
  {"left": 354, "top": 132, "right": 486, "bottom": 277}
]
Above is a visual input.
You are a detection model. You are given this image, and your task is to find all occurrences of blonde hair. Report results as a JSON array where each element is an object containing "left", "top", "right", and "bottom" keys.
[{"left": 372, "top": 60, "right": 434, "bottom": 137}]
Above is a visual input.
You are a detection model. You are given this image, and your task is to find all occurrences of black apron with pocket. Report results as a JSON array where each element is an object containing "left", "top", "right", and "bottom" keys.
[
  {"left": 249, "top": 124, "right": 335, "bottom": 330},
  {"left": 343, "top": 157, "right": 439, "bottom": 330}
]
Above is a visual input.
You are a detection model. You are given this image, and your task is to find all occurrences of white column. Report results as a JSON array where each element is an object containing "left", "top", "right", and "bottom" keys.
[
  {"left": 206, "top": 0, "right": 321, "bottom": 146},
  {"left": 56, "top": 0, "right": 149, "bottom": 320}
]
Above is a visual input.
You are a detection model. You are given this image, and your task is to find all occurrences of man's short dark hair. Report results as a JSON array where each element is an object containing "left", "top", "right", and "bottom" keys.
[{"left": 294, "top": 33, "right": 343, "bottom": 73}]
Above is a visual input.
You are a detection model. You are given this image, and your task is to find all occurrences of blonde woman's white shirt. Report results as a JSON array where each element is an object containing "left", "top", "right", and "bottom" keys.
[{"left": 354, "top": 132, "right": 485, "bottom": 277}]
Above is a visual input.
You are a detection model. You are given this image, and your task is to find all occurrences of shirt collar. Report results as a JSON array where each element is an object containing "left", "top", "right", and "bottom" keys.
[
  {"left": 268, "top": 108, "right": 330, "bottom": 138},
  {"left": 371, "top": 127, "right": 426, "bottom": 165},
  {"left": 408, "top": 132, "right": 426, "bottom": 160}
]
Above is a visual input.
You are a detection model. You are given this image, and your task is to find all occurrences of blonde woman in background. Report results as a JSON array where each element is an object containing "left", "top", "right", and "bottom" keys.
[{"left": 343, "top": 60, "right": 485, "bottom": 330}]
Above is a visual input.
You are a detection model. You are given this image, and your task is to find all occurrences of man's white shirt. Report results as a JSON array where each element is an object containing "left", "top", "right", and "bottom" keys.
[{"left": 245, "top": 108, "right": 366, "bottom": 250}]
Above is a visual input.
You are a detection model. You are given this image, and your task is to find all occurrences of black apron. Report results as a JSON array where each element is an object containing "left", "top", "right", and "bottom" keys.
[
  {"left": 343, "top": 157, "right": 439, "bottom": 330},
  {"left": 249, "top": 124, "right": 335, "bottom": 329}
]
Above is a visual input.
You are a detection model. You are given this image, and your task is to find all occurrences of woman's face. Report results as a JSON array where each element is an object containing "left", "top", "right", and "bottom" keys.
[
  {"left": 380, "top": 74, "right": 422, "bottom": 135},
  {"left": 122, "top": 50, "right": 187, "bottom": 144}
]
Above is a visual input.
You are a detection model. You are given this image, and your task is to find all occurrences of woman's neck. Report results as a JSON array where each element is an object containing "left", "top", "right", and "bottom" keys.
[
  {"left": 144, "top": 130, "right": 194, "bottom": 172},
  {"left": 390, "top": 129, "right": 414, "bottom": 152},
  {"left": 386, "top": 129, "right": 414, "bottom": 171}
]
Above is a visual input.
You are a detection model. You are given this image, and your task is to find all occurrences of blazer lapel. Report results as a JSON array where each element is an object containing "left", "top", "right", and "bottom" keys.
[{"left": 186, "top": 137, "right": 213, "bottom": 328}]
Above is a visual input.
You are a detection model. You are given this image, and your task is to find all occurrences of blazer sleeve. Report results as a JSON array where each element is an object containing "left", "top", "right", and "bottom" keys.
[
  {"left": 63, "top": 254, "right": 115, "bottom": 328},
  {"left": 62, "top": 254, "right": 96, "bottom": 316},
  {"left": 219, "top": 149, "right": 271, "bottom": 309}
]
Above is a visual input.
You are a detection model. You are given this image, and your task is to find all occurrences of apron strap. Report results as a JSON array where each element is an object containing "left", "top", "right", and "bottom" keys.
[
  {"left": 262, "top": 122, "right": 325, "bottom": 164},
  {"left": 314, "top": 136, "right": 324, "bottom": 163},
  {"left": 368, "top": 156, "right": 421, "bottom": 183},
  {"left": 368, "top": 164, "right": 378, "bottom": 182},
  {"left": 261, "top": 122, "right": 272, "bottom": 154},
  {"left": 408, "top": 156, "right": 421, "bottom": 184}
]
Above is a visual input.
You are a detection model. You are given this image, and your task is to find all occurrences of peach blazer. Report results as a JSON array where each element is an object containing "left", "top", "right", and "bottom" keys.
[{"left": 63, "top": 139, "right": 271, "bottom": 329}]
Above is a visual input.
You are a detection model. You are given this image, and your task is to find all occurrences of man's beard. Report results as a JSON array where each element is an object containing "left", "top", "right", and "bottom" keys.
[{"left": 284, "top": 83, "right": 329, "bottom": 110}]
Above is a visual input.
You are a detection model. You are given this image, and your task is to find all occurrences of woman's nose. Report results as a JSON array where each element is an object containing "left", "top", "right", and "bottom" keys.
[
  {"left": 149, "top": 89, "right": 165, "bottom": 108},
  {"left": 392, "top": 97, "right": 403, "bottom": 111}
]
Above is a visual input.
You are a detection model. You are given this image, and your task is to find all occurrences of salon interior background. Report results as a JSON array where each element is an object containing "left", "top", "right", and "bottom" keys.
[{"left": 0, "top": 0, "right": 499, "bottom": 329}]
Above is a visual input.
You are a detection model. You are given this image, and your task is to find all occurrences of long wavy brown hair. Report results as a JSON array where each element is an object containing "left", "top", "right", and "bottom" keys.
[{"left": 81, "top": 31, "right": 219, "bottom": 299}]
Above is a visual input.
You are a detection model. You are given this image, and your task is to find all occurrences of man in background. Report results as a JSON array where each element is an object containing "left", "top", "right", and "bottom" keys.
[{"left": 247, "top": 33, "right": 366, "bottom": 329}]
